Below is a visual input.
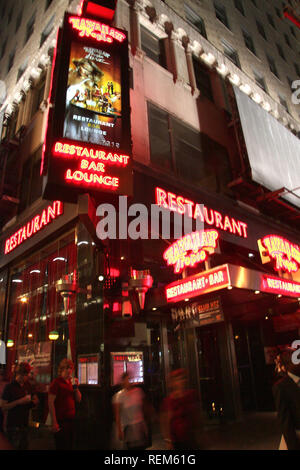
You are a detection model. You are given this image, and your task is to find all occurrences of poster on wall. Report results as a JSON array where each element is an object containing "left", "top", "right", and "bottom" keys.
[
  {"left": 63, "top": 40, "right": 122, "bottom": 147},
  {"left": 42, "top": 13, "right": 132, "bottom": 203},
  {"left": 111, "top": 352, "right": 144, "bottom": 386},
  {"left": 18, "top": 342, "right": 52, "bottom": 384}
]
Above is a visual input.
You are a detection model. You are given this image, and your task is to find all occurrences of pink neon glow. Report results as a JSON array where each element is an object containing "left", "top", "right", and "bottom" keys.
[
  {"left": 69, "top": 16, "right": 126, "bottom": 43},
  {"left": 261, "top": 235, "right": 300, "bottom": 274},
  {"left": 284, "top": 10, "right": 300, "bottom": 29},
  {"left": 163, "top": 229, "right": 219, "bottom": 274},
  {"left": 53, "top": 141, "right": 130, "bottom": 166},
  {"left": 4, "top": 202, "right": 63, "bottom": 255},
  {"left": 261, "top": 274, "right": 300, "bottom": 298},
  {"left": 165, "top": 265, "right": 230, "bottom": 303},
  {"left": 155, "top": 187, "right": 248, "bottom": 239}
]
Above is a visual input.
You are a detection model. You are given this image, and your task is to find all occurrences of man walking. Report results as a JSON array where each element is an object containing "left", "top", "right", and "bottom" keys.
[
  {"left": 273, "top": 348, "right": 300, "bottom": 450},
  {"left": 0, "top": 362, "right": 38, "bottom": 450}
]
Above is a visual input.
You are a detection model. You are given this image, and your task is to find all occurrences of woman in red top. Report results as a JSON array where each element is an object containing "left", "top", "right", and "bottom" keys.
[
  {"left": 161, "top": 369, "right": 200, "bottom": 450},
  {"left": 48, "top": 359, "right": 81, "bottom": 450}
]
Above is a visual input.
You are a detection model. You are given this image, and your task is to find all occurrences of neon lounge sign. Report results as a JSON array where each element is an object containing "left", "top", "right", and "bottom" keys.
[
  {"left": 69, "top": 16, "right": 126, "bottom": 43},
  {"left": 261, "top": 235, "right": 300, "bottom": 274},
  {"left": 163, "top": 229, "right": 219, "bottom": 274},
  {"left": 53, "top": 141, "right": 130, "bottom": 191},
  {"left": 4, "top": 201, "right": 63, "bottom": 255},
  {"left": 155, "top": 188, "right": 248, "bottom": 239}
]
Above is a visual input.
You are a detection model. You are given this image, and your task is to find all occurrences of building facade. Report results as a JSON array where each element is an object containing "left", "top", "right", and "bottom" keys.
[{"left": 0, "top": 0, "right": 300, "bottom": 449}]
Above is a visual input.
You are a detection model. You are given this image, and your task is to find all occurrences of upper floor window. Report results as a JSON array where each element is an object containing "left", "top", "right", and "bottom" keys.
[
  {"left": 25, "top": 13, "right": 36, "bottom": 45},
  {"left": 267, "top": 13, "right": 275, "bottom": 29},
  {"left": 15, "top": 10, "right": 23, "bottom": 33},
  {"left": 140, "top": 26, "right": 166, "bottom": 69},
  {"left": 192, "top": 57, "right": 214, "bottom": 101},
  {"left": 284, "top": 33, "right": 292, "bottom": 48},
  {"left": 243, "top": 30, "right": 256, "bottom": 56},
  {"left": 256, "top": 20, "right": 267, "bottom": 40},
  {"left": 267, "top": 55, "right": 279, "bottom": 79},
  {"left": 19, "top": 147, "right": 43, "bottom": 214},
  {"left": 0, "top": 38, "right": 7, "bottom": 60},
  {"left": 253, "top": 71, "right": 267, "bottom": 93},
  {"left": 16, "top": 59, "right": 28, "bottom": 83},
  {"left": 184, "top": 3, "right": 207, "bottom": 38},
  {"left": 295, "top": 63, "right": 300, "bottom": 77},
  {"left": 214, "top": 2, "right": 230, "bottom": 30},
  {"left": 8, "top": 7, "right": 13, "bottom": 24},
  {"left": 31, "top": 79, "right": 46, "bottom": 118},
  {"left": 45, "top": 0, "right": 53, "bottom": 10},
  {"left": 7, "top": 49, "right": 15, "bottom": 73},
  {"left": 234, "top": 0, "right": 245, "bottom": 16},
  {"left": 40, "top": 15, "right": 54, "bottom": 47},
  {"left": 290, "top": 26, "right": 296, "bottom": 38},
  {"left": 278, "top": 95, "right": 289, "bottom": 113},
  {"left": 276, "top": 43, "right": 286, "bottom": 61},
  {"left": 222, "top": 41, "right": 240, "bottom": 68}
]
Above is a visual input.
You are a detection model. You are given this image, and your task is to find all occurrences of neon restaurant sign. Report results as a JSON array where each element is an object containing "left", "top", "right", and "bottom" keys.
[
  {"left": 163, "top": 229, "right": 219, "bottom": 274},
  {"left": 4, "top": 201, "right": 63, "bottom": 255},
  {"left": 261, "top": 274, "right": 300, "bottom": 298},
  {"left": 68, "top": 16, "right": 126, "bottom": 43},
  {"left": 165, "top": 265, "right": 230, "bottom": 303},
  {"left": 155, "top": 188, "right": 248, "bottom": 239},
  {"left": 260, "top": 235, "right": 300, "bottom": 274}
]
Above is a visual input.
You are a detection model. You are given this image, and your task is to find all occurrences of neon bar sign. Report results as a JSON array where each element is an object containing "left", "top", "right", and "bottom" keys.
[
  {"left": 4, "top": 201, "right": 63, "bottom": 255},
  {"left": 165, "top": 265, "right": 230, "bottom": 303},
  {"left": 163, "top": 229, "right": 219, "bottom": 273},
  {"left": 53, "top": 141, "right": 130, "bottom": 190},
  {"left": 261, "top": 274, "right": 300, "bottom": 298},
  {"left": 261, "top": 235, "right": 300, "bottom": 274},
  {"left": 155, "top": 188, "right": 248, "bottom": 239},
  {"left": 69, "top": 16, "right": 126, "bottom": 43}
]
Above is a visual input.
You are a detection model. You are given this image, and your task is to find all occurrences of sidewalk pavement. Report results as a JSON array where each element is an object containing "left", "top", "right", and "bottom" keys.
[{"left": 2, "top": 412, "right": 281, "bottom": 450}]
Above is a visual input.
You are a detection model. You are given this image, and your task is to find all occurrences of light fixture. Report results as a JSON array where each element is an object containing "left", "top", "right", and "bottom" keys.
[
  {"left": 49, "top": 330, "right": 59, "bottom": 341},
  {"left": 277, "top": 294, "right": 282, "bottom": 298},
  {"left": 227, "top": 285, "right": 233, "bottom": 290},
  {"left": 30, "top": 270, "right": 41, "bottom": 274},
  {"left": 12, "top": 279, "right": 23, "bottom": 283},
  {"left": 7, "top": 339, "right": 14, "bottom": 348},
  {"left": 248, "top": 253, "right": 255, "bottom": 258},
  {"left": 53, "top": 257, "right": 67, "bottom": 262},
  {"left": 28, "top": 333, "right": 33, "bottom": 339},
  {"left": 20, "top": 296, "right": 28, "bottom": 303},
  {"left": 254, "top": 290, "right": 260, "bottom": 294},
  {"left": 265, "top": 315, "right": 269, "bottom": 320},
  {"left": 77, "top": 241, "right": 89, "bottom": 246},
  {"left": 152, "top": 307, "right": 157, "bottom": 311},
  {"left": 184, "top": 298, "right": 189, "bottom": 302},
  {"left": 98, "top": 275, "right": 105, "bottom": 282},
  {"left": 120, "top": 256, "right": 125, "bottom": 261}
]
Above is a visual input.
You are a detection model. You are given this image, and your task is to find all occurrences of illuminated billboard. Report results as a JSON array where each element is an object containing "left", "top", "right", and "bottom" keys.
[{"left": 42, "top": 13, "right": 132, "bottom": 202}]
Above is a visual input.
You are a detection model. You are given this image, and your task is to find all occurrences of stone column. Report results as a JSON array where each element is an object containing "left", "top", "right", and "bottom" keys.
[
  {"left": 126, "top": 0, "right": 140, "bottom": 55},
  {"left": 184, "top": 40, "right": 197, "bottom": 95}
]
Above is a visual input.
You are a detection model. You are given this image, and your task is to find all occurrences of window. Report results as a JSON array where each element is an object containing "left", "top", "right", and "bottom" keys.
[
  {"left": 256, "top": 20, "right": 267, "bottom": 40},
  {"left": 284, "top": 33, "right": 291, "bottom": 48},
  {"left": 276, "top": 43, "right": 286, "bottom": 61},
  {"left": 45, "top": 0, "right": 53, "bottom": 9},
  {"left": 8, "top": 7, "right": 13, "bottom": 24},
  {"left": 0, "top": 38, "right": 7, "bottom": 60},
  {"left": 295, "top": 63, "right": 300, "bottom": 77},
  {"left": 253, "top": 71, "right": 267, "bottom": 93},
  {"left": 40, "top": 15, "right": 54, "bottom": 47},
  {"left": 275, "top": 7, "right": 281, "bottom": 19},
  {"left": 16, "top": 60, "right": 28, "bottom": 82},
  {"left": 222, "top": 42, "right": 240, "bottom": 68},
  {"left": 278, "top": 95, "right": 289, "bottom": 113},
  {"left": 193, "top": 57, "right": 213, "bottom": 101},
  {"left": 267, "top": 55, "right": 279, "bottom": 79},
  {"left": 7, "top": 50, "right": 15, "bottom": 73},
  {"left": 31, "top": 80, "right": 45, "bottom": 117},
  {"left": 184, "top": 3, "right": 207, "bottom": 38},
  {"left": 290, "top": 26, "right": 296, "bottom": 38},
  {"left": 250, "top": 0, "right": 257, "bottom": 6},
  {"left": 140, "top": 26, "right": 166, "bottom": 68},
  {"left": 243, "top": 30, "right": 256, "bottom": 56},
  {"left": 214, "top": 2, "right": 230, "bottom": 29},
  {"left": 147, "top": 103, "right": 232, "bottom": 193},
  {"left": 15, "top": 10, "right": 23, "bottom": 33},
  {"left": 234, "top": 0, "right": 244, "bottom": 16},
  {"left": 267, "top": 13, "right": 275, "bottom": 29},
  {"left": 25, "top": 13, "right": 36, "bottom": 45},
  {"left": 19, "top": 147, "right": 43, "bottom": 213}
]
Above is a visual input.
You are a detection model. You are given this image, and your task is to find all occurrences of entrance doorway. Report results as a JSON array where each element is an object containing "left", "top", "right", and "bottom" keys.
[{"left": 196, "top": 324, "right": 225, "bottom": 422}]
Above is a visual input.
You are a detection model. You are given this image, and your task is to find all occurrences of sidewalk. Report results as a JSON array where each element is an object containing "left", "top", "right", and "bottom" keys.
[
  {"left": 149, "top": 412, "right": 281, "bottom": 451},
  {"left": 2, "top": 412, "right": 281, "bottom": 450}
]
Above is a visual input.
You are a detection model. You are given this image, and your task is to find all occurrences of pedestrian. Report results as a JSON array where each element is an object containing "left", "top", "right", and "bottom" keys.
[
  {"left": 0, "top": 362, "right": 39, "bottom": 450},
  {"left": 273, "top": 348, "right": 300, "bottom": 450},
  {"left": 161, "top": 368, "right": 200, "bottom": 450},
  {"left": 112, "top": 372, "right": 150, "bottom": 450},
  {"left": 48, "top": 358, "right": 81, "bottom": 450}
]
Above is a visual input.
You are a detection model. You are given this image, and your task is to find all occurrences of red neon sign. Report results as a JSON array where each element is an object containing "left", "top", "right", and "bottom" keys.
[
  {"left": 4, "top": 201, "right": 63, "bottom": 255},
  {"left": 53, "top": 140, "right": 130, "bottom": 191},
  {"left": 261, "top": 274, "right": 300, "bottom": 298},
  {"left": 155, "top": 187, "right": 248, "bottom": 239},
  {"left": 69, "top": 16, "right": 126, "bottom": 43},
  {"left": 165, "top": 265, "right": 231, "bottom": 303},
  {"left": 163, "top": 229, "right": 219, "bottom": 274},
  {"left": 261, "top": 235, "right": 300, "bottom": 274}
]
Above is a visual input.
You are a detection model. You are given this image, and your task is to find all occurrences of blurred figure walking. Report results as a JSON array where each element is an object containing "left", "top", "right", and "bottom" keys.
[
  {"left": 161, "top": 369, "right": 200, "bottom": 450},
  {"left": 113, "top": 372, "right": 150, "bottom": 450}
]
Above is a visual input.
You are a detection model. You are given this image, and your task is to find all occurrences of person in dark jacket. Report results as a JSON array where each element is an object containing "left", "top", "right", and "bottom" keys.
[{"left": 273, "top": 348, "right": 300, "bottom": 450}]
